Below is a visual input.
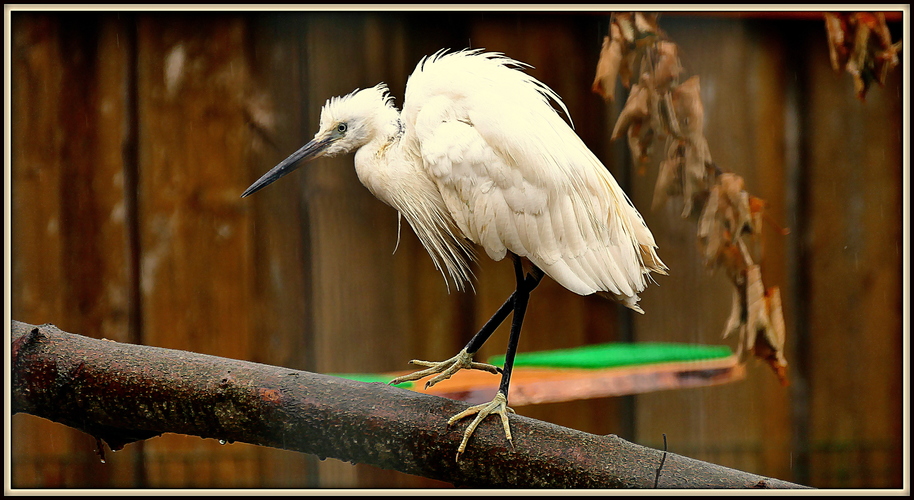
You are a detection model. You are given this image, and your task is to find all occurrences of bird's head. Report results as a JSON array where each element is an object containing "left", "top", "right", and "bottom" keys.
[{"left": 242, "top": 84, "right": 397, "bottom": 198}]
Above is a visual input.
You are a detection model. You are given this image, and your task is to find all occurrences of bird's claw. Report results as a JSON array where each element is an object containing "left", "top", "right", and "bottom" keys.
[
  {"left": 449, "top": 391, "right": 515, "bottom": 462},
  {"left": 388, "top": 348, "right": 500, "bottom": 389}
]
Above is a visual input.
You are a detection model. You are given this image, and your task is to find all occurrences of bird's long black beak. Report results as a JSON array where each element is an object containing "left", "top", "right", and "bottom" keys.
[{"left": 241, "top": 136, "right": 333, "bottom": 198}]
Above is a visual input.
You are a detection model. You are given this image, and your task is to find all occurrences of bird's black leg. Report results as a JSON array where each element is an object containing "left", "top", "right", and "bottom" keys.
[
  {"left": 497, "top": 257, "right": 544, "bottom": 397},
  {"left": 462, "top": 290, "right": 514, "bottom": 358},
  {"left": 389, "top": 257, "right": 543, "bottom": 388},
  {"left": 387, "top": 310, "right": 508, "bottom": 387},
  {"left": 448, "top": 256, "right": 544, "bottom": 460},
  {"left": 463, "top": 267, "right": 543, "bottom": 358}
]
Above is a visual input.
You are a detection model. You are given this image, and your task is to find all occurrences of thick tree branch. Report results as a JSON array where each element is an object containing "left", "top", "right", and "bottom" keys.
[{"left": 10, "top": 320, "right": 810, "bottom": 488}]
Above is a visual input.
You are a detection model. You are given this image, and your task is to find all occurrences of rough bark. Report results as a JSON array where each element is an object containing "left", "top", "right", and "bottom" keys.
[{"left": 10, "top": 320, "right": 810, "bottom": 489}]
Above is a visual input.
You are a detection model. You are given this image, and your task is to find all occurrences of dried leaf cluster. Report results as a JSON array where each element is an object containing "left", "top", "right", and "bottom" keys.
[
  {"left": 824, "top": 12, "right": 902, "bottom": 100},
  {"left": 593, "top": 12, "right": 788, "bottom": 384}
]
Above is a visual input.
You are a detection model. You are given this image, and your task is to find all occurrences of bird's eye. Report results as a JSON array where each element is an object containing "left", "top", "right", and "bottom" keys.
[{"left": 337, "top": 123, "right": 347, "bottom": 133}]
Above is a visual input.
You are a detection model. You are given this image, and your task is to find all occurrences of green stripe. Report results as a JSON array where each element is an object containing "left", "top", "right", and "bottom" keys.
[
  {"left": 487, "top": 342, "right": 733, "bottom": 370},
  {"left": 330, "top": 373, "right": 414, "bottom": 389},
  {"left": 330, "top": 343, "right": 732, "bottom": 386}
]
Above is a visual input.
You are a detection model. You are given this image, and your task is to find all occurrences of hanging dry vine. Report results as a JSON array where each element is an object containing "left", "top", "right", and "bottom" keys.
[
  {"left": 592, "top": 12, "right": 788, "bottom": 385},
  {"left": 824, "top": 12, "right": 903, "bottom": 100}
]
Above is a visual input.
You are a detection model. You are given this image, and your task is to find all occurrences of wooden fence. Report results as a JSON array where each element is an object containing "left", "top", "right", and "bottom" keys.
[{"left": 9, "top": 9, "right": 904, "bottom": 489}]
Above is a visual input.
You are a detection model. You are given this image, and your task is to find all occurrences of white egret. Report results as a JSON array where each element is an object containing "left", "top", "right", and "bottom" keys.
[{"left": 242, "top": 49, "right": 667, "bottom": 460}]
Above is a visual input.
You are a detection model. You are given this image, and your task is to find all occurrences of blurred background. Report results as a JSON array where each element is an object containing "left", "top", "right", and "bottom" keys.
[{"left": 8, "top": 9, "right": 905, "bottom": 489}]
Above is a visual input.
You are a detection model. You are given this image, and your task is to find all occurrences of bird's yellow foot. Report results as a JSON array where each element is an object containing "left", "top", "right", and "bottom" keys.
[
  {"left": 388, "top": 348, "right": 500, "bottom": 389},
  {"left": 448, "top": 391, "right": 515, "bottom": 461}
]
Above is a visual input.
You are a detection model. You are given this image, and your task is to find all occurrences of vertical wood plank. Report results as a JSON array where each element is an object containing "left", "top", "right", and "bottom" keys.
[
  {"left": 11, "top": 13, "right": 87, "bottom": 488},
  {"left": 300, "top": 13, "right": 410, "bottom": 376},
  {"left": 133, "top": 12, "right": 263, "bottom": 488},
  {"left": 802, "top": 25, "right": 903, "bottom": 488},
  {"left": 743, "top": 22, "right": 793, "bottom": 482},
  {"left": 627, "top": 16, "right": 793, "bottom": 479},
  {"left": 11, "top": 12, "right": 140, "bottom": 487},
  {"left": 283, "top": 12, "right": 425, "bottom": 487},
  {"left": 244, "top": 12, "right": 316, "bottom": 487}
]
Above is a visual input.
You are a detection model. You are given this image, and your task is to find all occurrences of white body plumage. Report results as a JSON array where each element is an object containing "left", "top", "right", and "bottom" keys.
[{"left": 248, "top": 49, "right": 666, "bottom": 312}]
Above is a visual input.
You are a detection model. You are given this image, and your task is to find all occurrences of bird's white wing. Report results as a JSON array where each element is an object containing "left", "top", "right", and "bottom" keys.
[{"left": 403, "top": 50, "right": 665, "bottom": 304}]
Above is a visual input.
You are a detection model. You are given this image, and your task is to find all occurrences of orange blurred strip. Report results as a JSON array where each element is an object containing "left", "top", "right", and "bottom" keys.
[{"left": 386, "top": 355, "right": 745, "bottom": 406}]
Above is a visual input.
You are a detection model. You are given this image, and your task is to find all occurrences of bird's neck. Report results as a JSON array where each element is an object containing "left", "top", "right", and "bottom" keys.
[
  {"left": 353, "top": 117, "right": 407, "bottom": 208},
  {"left": 351, "top": 116, "right": 474, "bottom": 289}
]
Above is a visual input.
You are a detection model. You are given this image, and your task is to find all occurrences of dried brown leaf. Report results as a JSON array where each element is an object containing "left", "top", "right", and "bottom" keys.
[
  {"left": 724, "top": 267, "right": 789, "bottom": 384},
  {"left": 614, "top": 13, "right": 636, "bottom": 44},
  {"left": 619, "top": 49, "right": 637, "bottom": 88},
  {"left": 824, "top": 13, "right": 850, "bottom": 71},
  {"left": 748, "top": 195, "right": 766, "bottom": 237},
  {"left": 611, "top": 79, "right": 651, "bottom": 140},
  {"left": 652, "top": 156, "right": 682, "bottom": 211},
  {"left": 592, "top": 34, "right": 625, "bottom": 101},
  {"left": 854, "top": 12, "right": 880, "bottom": 29},
  {"left": 824, "top": 12, "right": 902, "bottom": 100},
  {"left": 695, "top": 174, "right": 761, "bottom": 281},
  {"left": 627, "top": 120, "right": 654, "bottom": 174},
  {"left": 848, "top": 18, "right": 874, "bottom": 99},
  {"left": 671, "top": 76, "right": 705, "bottom": 143},
  {"left": 681, "top": 138, "right": 712, "bottom": 217},
  {"left": 634, "top": 12, "right": 662, "bottom": 38},
  {"left": 744, "top": 265, "right": 768, "bottom": 357},
  {"left": 718, "top": 173, "right": 752, "bottom": 238},
  {"left": 722, "top": 286, "right": 744, "bottom": 342},
  {"left": 719, "top": 239, "right": 747, "bottom": 284},
  {"left": 871, "top": 12, "right": 894, "bottom": 48},
  {"left": 653, "top": 41, "right": 682, "bottom": 92},
  {"left": 697, "top": 184, "right": 725, "bottom": 264},
  {"left": 696, "top": 183, "right": 718, "bottom": 238},
  {"left": 755, "top": 286, "right": 789, "bottom": 385},
  {"left": 872, "top": 13, "right": 900, "bottom": 86},
  {"left": 658, "top": 92, "right": 680, "bottom": 138},
  {"left": 873, "top": 48, "right": 898, "bottom": 87}
]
